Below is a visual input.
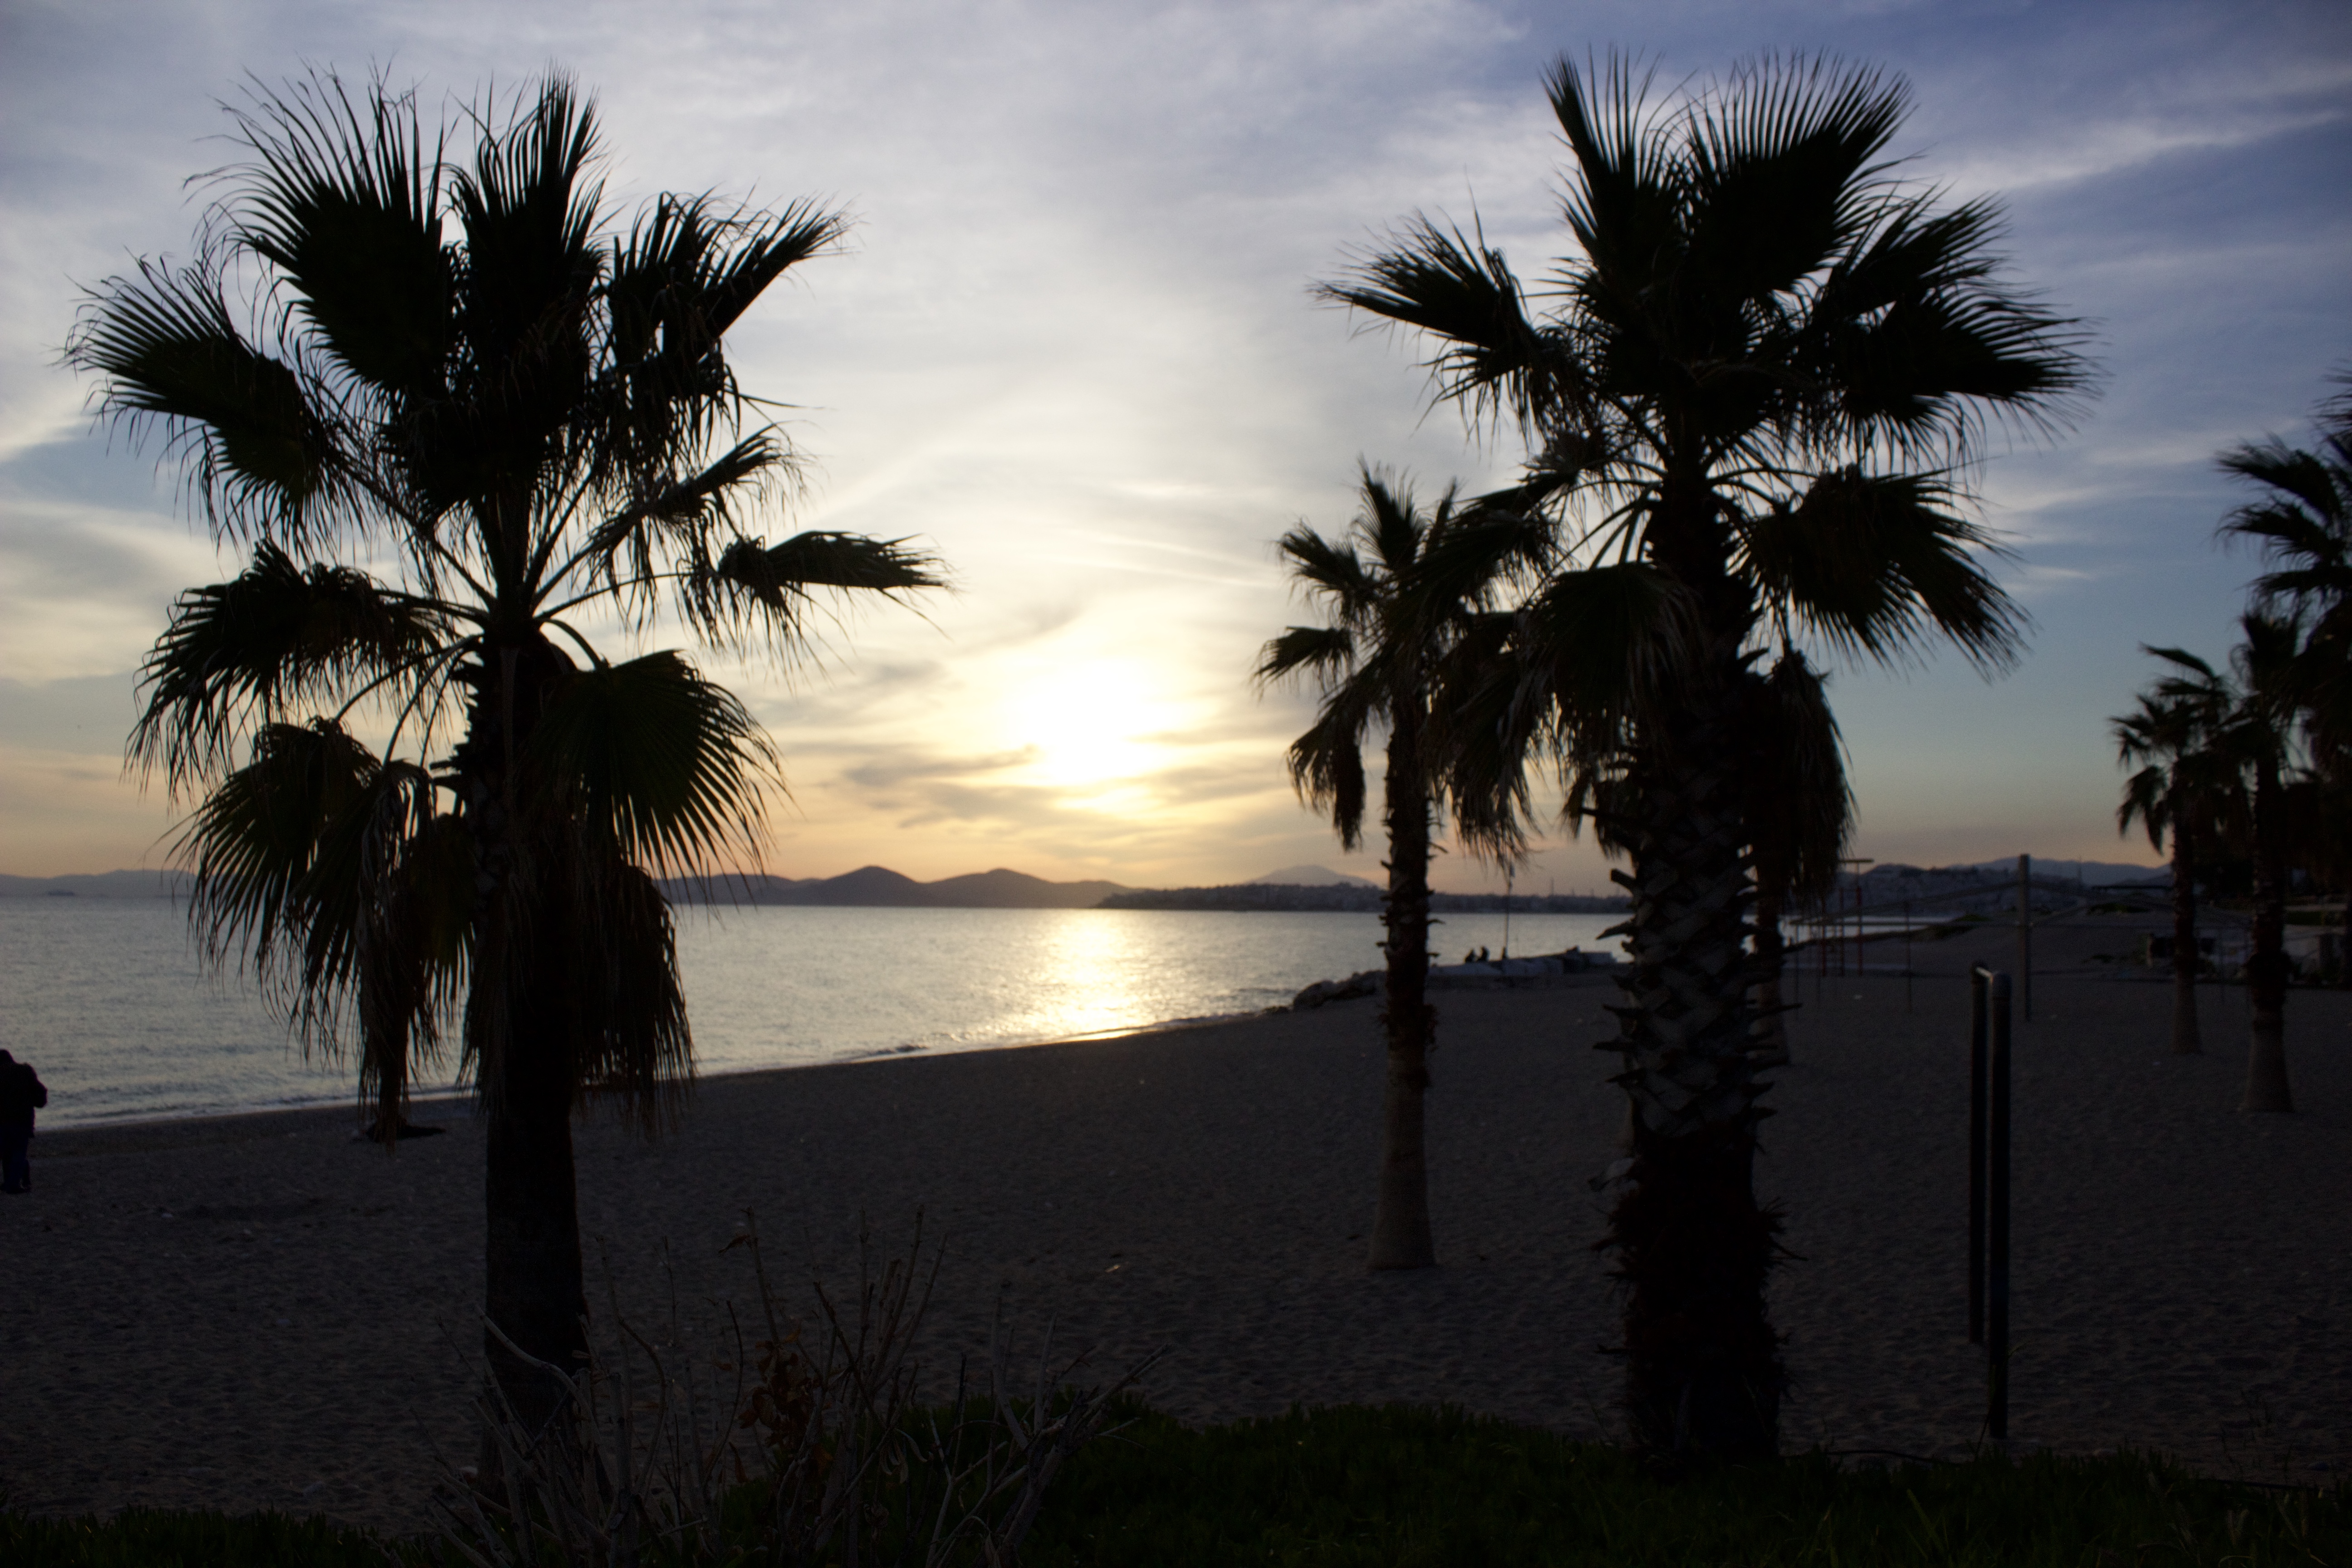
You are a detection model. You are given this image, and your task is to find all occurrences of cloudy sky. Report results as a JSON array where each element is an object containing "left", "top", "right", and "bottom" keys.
[{"left": 2, "top": 0, "right": 2346, "bottom": 890}]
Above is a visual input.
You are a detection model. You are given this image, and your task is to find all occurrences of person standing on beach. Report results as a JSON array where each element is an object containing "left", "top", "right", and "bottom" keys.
[{"left": 0, "top": 1049, "right": 47, "bottom": 1194}]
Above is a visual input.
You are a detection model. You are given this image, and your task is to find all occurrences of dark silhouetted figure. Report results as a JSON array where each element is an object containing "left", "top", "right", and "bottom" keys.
[{"left": 0, "top": 1049, "right": 47, "bottom": 1193}]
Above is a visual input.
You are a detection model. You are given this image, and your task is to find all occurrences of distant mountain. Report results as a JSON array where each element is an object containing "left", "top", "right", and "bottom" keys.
[
  {"left": 661, "top": 865, "right": 1131, "bottom": 909},
  {"left": 0, "top": 869, "right": 187, "bottom": 898},
  {"left": 1955, "top": 857, "right": 2167, "bottom": 884},
  {"left": 1250, "top": 864, "right": 1379, "bottom": 888}
]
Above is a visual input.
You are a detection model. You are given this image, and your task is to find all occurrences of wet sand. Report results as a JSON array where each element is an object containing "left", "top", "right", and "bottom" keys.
[{"left": 3, "top": 914, "right": 2345, "bottom": 1532}]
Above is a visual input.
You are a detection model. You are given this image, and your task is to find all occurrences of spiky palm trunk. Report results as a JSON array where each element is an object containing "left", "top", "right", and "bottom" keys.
[
  {"left": 2242, "top": 758, "right": 2294, "bottom": 1112},
  {"left": 461, "top": 633, "right": 592, "bottom": 1433},
  {"left": 1368, "top": 700, "right": 1437, "bottom": 1270},
  {"left": 2167, "top": 793, "right": 2203, "bottom": 1055},
  {"left": 1606, "top": 673, "right": 1783, "bottom": 1459}
]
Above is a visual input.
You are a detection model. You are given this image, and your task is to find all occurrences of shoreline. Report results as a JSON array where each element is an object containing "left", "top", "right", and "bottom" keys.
[{"left": 29, "top": 1000, "right": 1309, "bottom": 1147}]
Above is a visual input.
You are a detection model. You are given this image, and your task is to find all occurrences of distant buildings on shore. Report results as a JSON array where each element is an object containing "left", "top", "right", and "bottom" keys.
[{"left": 1100, "top": 883, "right": 1627, "bottom": 914}]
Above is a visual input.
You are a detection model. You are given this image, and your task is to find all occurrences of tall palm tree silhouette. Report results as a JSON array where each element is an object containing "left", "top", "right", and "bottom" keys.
[
  {"left": 1257, "top": 467, "right": 1547, "bottom": 1269},
  {"left": 2114, "top": 650, "right": 2238, "bottom": 1055},
  {"left": 2210, "top": 615, "right": 2307, "bottom": 1112},
  {"left": 2222, "top": 381, "right": 2352, "bottom": 977},
  {"left": 67, "top": 72, "right": 941, "bottom": 1427},
  {"left": 1322, "top": 54, "right": 2088, "bottom": 1456}
]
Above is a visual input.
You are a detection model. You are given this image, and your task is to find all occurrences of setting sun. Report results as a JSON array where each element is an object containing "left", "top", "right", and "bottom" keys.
[{"left": 1001, "top": 659, "right": 1176, "bottom": 788}]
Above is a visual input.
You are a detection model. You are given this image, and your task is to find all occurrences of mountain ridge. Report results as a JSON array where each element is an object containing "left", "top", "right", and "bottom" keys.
[{"left": 657, "top": 865, "right": 1133, "bottom": 909}]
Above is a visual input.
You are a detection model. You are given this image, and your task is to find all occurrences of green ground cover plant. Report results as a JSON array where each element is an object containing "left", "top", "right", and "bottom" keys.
[
  {"left": 9, "top": 1406, "right": 2345, "bottom": 1566},
  {"left": 0, "top": 1502, "right": 400, "bottom": 1568},
  {"left": 1022, "top": 1404, "right": 2348, "bottom": 1568}
]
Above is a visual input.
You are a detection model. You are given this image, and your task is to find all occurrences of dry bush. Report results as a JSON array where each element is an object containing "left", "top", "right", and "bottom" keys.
[{"left": 431, "top": 1213, "right": 1159, "bottom": 1567}]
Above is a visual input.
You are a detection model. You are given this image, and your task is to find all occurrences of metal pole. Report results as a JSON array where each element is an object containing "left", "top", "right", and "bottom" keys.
[
  {"left": 1988, "top": 969, "right": 2014, "bottom": 1442},
  {"left": 2016, "top": 853, "right": 2033, "bottom": 1023},
  {"left": 1905, "top": 897, "right": 1914, "bottom": 1014},
  {"left": 1816, "top": 903, "right": 1827, "bottom": 1004},
  {"left": 1968, "top": 965, "right": 1988, "bottom": 1345}
]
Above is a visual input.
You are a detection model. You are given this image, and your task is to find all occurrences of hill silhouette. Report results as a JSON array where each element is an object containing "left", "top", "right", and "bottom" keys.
[{"left": 657, "top": 866, "right": 1131, "bottom": 909}]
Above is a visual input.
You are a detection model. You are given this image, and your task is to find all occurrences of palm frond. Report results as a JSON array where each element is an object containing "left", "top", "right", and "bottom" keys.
[
  {"left": 1274, "top": 524, "right": 1379, "bottom": 619},
  {"left": 1254, "top": 624, "right": 1358, "bottom": 691},
  {"left": 172, "top": 718, "right": 381, "bottom": 979},
  {"left": 571, "top": 432, "right": 788, "bottom": 610},
  {"left": 133, "top": 544, "right": 456, "bottom": 794},
  {"left": 1517, "top": 562, "right": 1699, "bottom": 737},
  {"left": 1320, "top": 216, "right": 1561, "bottom": 432},
  {"left": 226, "top": 66, "right": 453, "bottom": 401},
  {"left": 597, "top": 194, "right": 848, "bottom": 480},
  {"left": 529, "top": 650, "right": 781, "bottom": 881},
  {"left": 1682, "top": 55, "right": 1907, "bottom": 311},
  {"left": 65, "top": 255, "right": 354, "bottom": 544},
  {"left": 1284, "top": 675, "right": 1380, "bottom": 849},
  {"left": 1739, "top": 652, "right": 1851, "bottom": 906},
  {"left": 691, "top": 530, "right": 945, "bottom": 652},
  {"left": 567, "top": 849, "right": 692, "bottom": 1134},
  {"left": 1740, "top": 467, "right": 2025, "bottom": 672}
]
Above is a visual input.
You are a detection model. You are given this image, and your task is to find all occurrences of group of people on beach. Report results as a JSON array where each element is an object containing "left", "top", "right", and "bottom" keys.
[{"left": 1, "top": 1049, "right": 47, "bottom": 1194}]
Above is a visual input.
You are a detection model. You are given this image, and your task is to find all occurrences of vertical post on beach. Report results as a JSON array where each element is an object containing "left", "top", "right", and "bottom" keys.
[
  {"left": 2016, "top": 854, "right": 2033, "bottom": 1022},
  {"left": 1815, "top": 904, "right": 1827, "bottom": 1004},
  {"left": 1988, "top": 969, "right": 2014, "bottom": 1443},
  {"left": 1968, "top": 965, "right": 1988, "bottom": 1345},
  {"left": 1905, "top": 898, "right": 1914, "bottom": 1014}
]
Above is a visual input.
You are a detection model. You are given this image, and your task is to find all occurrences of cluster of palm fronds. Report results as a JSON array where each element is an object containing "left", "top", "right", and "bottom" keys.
[{"left": 435, "top": 1215, "right": 1158, "bottom": 1568}]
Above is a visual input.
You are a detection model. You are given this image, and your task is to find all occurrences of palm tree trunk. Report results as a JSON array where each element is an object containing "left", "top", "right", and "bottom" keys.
[
  {"left": 2242, "top": 760, "right": 2294, "bottom": 1112},
  {"left": 1605, "top": 690, "right": 1781, "bottom": 1460},
  {"left": 2167, "top": 811, "right": 2202, "bottom": 1055},
  {"left": 463, "top": 636, "right": 593, "bottom": 1439},
  {"left": 1749, "top": 883, "right": 1790, "bottom": 1066},
  {"left": 1369, "top": 702, "right": 1437, "bottom": 1271}
]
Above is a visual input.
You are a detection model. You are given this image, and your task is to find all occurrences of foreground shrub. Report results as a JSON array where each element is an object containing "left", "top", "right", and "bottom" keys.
[
  {"left": 435, "top": 1214, "right": 1156, "bottom": 1567},
  {"left": 1023, "top": 1404, "right": 2351, "bottom": 1567},
  {"left": 11, "top": 1404, "right": 2344, "bottom": 1565},
  {"left": 0, "top": 1505, "right": 401, "bottom": 1567}
]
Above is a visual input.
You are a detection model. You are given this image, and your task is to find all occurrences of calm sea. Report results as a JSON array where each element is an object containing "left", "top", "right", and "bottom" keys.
[{"left": 0, "top": 899, "right": 1625, "bottom": 1128}]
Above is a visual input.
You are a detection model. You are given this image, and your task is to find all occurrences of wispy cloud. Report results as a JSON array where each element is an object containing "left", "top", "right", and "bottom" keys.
[{"left": 0, "top": 0, "right": 2340, "bottom": 882}]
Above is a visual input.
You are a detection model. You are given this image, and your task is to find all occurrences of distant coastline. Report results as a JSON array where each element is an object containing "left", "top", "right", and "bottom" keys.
[
  {"left": 653, "top": 866, "right": 1132, "bottom": 909},
  {"left": 1, "top": 855, "right": 2166, "bottom": 910},
  {"left": 1102, "top": 883, "right": 1627, "bottom": 914}
]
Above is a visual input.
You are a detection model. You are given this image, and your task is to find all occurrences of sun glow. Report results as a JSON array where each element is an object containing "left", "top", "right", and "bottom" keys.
[{"left": 1000, "top": 660, "right": 1174, "bottom": 789}]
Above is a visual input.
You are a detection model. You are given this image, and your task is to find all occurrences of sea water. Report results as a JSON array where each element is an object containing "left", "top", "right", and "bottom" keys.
[{"left": 0, "top": 899, "right": 1626, "bottom": 1127}]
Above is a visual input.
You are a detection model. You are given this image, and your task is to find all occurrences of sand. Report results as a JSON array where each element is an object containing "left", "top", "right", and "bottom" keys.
[{"left": 2, "top": 912, "right": 2345, "bottom": 1533}]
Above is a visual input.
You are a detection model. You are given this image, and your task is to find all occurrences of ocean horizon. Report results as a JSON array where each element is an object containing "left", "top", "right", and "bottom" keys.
[{"left": 0, "top": 899, "right": 1628, "bottom": 1129}]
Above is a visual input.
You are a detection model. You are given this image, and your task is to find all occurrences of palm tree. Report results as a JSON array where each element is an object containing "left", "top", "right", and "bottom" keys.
[
  {"left": 66, "top": 71, "right": 941, "bottom": 1430},
  {"left": 2221, "top": 380, "right": 2352, "bottom": 977},
  {"left": 1322, "top": 54, "right": 2087, "bottom": 1457},
  {"left": 2113, "top": 650, "right": 2236, "bottom": 1054},
  {"left": 1256, "top": 467, "right": 1548, "bottom": 1270},
  {"left": 2210, "top": 615, "right": 2307, "bottom": 1112}
]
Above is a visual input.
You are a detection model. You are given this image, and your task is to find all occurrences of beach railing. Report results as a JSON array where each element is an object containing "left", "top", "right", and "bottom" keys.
[{"left": 1968, "top": 964, "right": 2013, "bottom": 1443}]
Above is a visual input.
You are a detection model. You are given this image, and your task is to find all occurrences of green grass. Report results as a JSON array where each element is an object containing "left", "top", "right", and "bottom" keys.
[
  {"left": 0, "top": 1503, "right": 407, "bottom": 1567},
  {"left": 1023, "top": 1405, "right": 2349, "bottom": 1567},
  {"left": 8, "top": 1407, "right": 2345, "bottom": 1566}
]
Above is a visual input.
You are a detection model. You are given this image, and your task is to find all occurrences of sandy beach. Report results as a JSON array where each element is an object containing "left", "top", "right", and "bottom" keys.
[{"left": 3, "top": 914, "right": 2345, "bottom": 1534}]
